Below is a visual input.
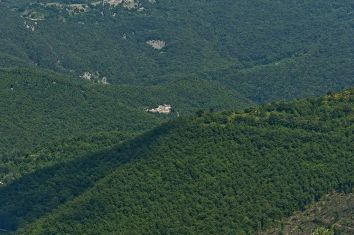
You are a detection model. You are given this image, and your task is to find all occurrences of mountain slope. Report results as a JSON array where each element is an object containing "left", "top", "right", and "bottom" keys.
[
  {"left": 1, "top": 87, "right": 352, "bottom": 234},
  {"left": 0, "top": 0, "right": 353, "bottom": 103},
  {"left": 0, "top": 1, "right": 353, "bottom": 233},
  {"left": 0, "top": 67, "right": 161, "bottom": 160},
  {"left": 0, "top": 67, "right": 250, "bottom": 184},
  {"left": 263, "top": 191, "right": 354, "bottom": 235}
]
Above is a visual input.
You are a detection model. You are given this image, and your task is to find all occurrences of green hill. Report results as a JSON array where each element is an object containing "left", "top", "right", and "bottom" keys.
[
  {"left": 0, "top": 1, "right": 353, "bottom": 234},
  {"left": 0, "top": 87, "right": 352, "bottom": 234},
  {"left": 0, "top": 67, "right": 249, "bottom": 184},
  {"left": 0, "top": 67, "right": 160, "bottom": 162},
  {"left": 0, "top": 0, "right": 353, "bottom": 103}
]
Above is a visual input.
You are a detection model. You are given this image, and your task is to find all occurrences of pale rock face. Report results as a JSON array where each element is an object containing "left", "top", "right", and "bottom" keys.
[
  {"left": 81, "top": 72, "right": 93, "bottom": 80},
  {"left": 91, "top": 1, "right": 102, "bottom": 7},
  {"left": 81, "top": 72, "right": 109, "bottom": 84},
  {"left": 104, "top": 0, "right": 139, "bottom": 9},
  {"left": 124, "top": 0, "right": 139, "bottom": 9},
  {"left": 100, "top": 77, "right": 109, "bottom": 85},
  {"left": 23, "top": 0, "right": 153, "bottom": 20},
  {"left": 67, "top": 4, "right": 90, "bottom": 14},
  {"left": 23, "top": 11, "right": 45, "bottom": 21},
  {"left": 146, "top": 104, "right": 172, "bottom": 114},
  {"left": 104, "top": 0, "right": 123, "bottom": 7},
  {"left": 24, "top": 21, "right": 36, "bottom": 31},
  {"left": 146, "top": 40, "right": 166, "bottom": 50}
]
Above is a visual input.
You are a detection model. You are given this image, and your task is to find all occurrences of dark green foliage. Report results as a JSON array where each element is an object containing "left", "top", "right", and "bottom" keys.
[
  {"left": 0, "top": 1, "right": 354, "bottom": 233},
  {"left": 0, "top": 0, "right": 353, "bottom": 102},
  {"left": 0, "top": 67, "right": 161, "bottom": 161},
  {"left": 0, "top": 130, "right": 137, "bottom": 184},
  {"left": 0, "top": 125, "right": 172, "bottom": 231},
  {"left": 0, "top": 88, "right": 352, "bottom": 234},
  {"left": 0, "top": 67, "right": 249, "bottom": 176}
]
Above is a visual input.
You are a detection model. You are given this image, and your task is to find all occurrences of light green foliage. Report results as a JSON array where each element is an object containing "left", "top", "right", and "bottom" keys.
[{"left": 312, "top": 227, "right": 335, "bottom": 235}]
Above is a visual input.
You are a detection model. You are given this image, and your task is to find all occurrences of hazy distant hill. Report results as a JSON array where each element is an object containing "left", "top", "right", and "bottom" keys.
[{"left": 0, "top": 0, "right": 353, "bottom": 103}]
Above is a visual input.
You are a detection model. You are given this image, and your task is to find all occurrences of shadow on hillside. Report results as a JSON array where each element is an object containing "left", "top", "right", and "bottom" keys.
[{"left": 0, "top": 123, "right": 174, "bottom": 231}]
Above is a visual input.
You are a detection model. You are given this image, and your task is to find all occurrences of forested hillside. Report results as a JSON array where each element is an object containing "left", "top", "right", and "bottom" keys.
[
  {"left": 0, "top": 1, "right": 353, "bottom": 234},
  {"left": 0, "top": 88, "right": 352, "bottom": 234},
  {"left": 0, "top": 67, "right": 249, "bottom": 184},
  {"left": 0, "top": 0, "right": 353, "bottom": 102},
  {"left": 1, "top": 0, "right": 353, "bottom": 177},
  {"left": 263, "top": 191, "right": 354, "bottom": 235}
]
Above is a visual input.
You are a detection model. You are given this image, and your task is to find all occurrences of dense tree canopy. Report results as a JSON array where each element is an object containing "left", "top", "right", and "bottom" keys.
[
  {"left": 0, "top": 67, "right": 250, "bottom": 183},
  {"left": 0, "top": 88, "right": 352, "bottom": 234},
  {"left": 0, "top": 1, "right": 353, "bottom": 234},
  {"left": 0, "top": 0, "right": 353, "bottom": 101}
]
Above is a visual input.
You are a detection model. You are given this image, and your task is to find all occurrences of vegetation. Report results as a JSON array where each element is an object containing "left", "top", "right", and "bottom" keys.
[
  {"left": 312, "top": 227, "right": 335, "bottom": 235},
  {"left": 0, "top": 1, "right": 353, "bottom": 234},
  {"left": 0, "top": 67, "right": 249, "bottom": 183},
  {"left": 0, "top": 130, "right": 138, "bottom": 184},
  {"left": 0, "top": 88, "right": 352, "bottom": 234},
  {"left": 0, "top": 67, "right": 160, "bottom": 171},
  {"left": 263, "top": 191, "right": 354, "bottom": 235},
  {"left": 0, "top": 0, "right": 353, "bottom": 103}
]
